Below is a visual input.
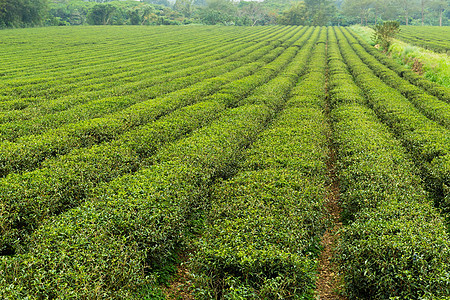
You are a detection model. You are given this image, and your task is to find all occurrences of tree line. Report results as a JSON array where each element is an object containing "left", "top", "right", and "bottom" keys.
[
  {"left": 0, "top": 0, "right": 448, "bottom": 28},
  {"left": 341, "top": 0, "right": 449, "bottom": 27}
]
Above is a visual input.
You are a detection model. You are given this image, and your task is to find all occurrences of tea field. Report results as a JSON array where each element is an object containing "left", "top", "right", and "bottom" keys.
[
  {"left": 0, "top": 25, "right": 449, "bottom": 299},
  {"left": 397, "top": 25, "right": 450, "bottom": 53}
]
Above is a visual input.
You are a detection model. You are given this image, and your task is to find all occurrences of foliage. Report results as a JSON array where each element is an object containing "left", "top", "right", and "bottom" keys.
[
  {"left": 0, "top": 26, "right": 312, "bottom": 298},
  {"left": 372, "top": 20, "right": 400, "bottom": 50},
  {"left": 194, "top": 0, "right": 275, "bottom": 25},
  {"left": 341, "top": 0, "right": 449, "bottom": 26},
  {"left": 192, "top": 28, "right": 328, "bottom": 298},
  {"left": 173, "top": 0, "right": 194, "bottom": 18},
  {"left": 238, "top": 1, "right": 276, "bottom": 26},
  {"left": 0, "top": 0, "right": 48, "bottom": 28},
  {"left": 278, "top": 2, "right": 308, "bottom": 25},
  {"left": 278, "top": 0, "right": 336, "bottom": 25},
  {"left": 0, "top": 26, "right": 292, "bottom": 256},
  {"left": 340, "top": 201, "right": 450, "bottom": 299},
  {"left": 329, "top": 27, "right": 450, "bottom": 299},
  {"left": 304, "top": 0, "right": 336, "bottom": 25},
  {"left": 397, "top": 25, "right": 450, "bottom": 54},
  {"left": 47, "top": 0, "right": 186, "bottom": 25},
  {"left": 0, "top": 25, "right": 449, "bottom": 299}
]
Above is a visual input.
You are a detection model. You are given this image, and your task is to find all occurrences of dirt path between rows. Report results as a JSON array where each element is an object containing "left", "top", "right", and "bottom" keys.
[
  {"left": 315, "top": 145, "right": 346, "bottom": 300},
  {"left": 315, "top": 36, "right": 346, "bottom": 300}
]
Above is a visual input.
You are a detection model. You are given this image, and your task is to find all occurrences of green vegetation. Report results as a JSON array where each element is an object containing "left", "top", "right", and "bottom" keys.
[
  {"left": 2, "top": 0, "right": 448, "bottom": 28},
  {"left": 372, "top": 20, "right": 400, "bottom": 50},
  {"left": 0, "top": 0, "right": 48, "bottom": 27},
  {"left": 397, "top": 25, "right": 450, "bottom": 53},
  {"left": 192, "top": 27, "right": 328, "bottom": 298},
  {"left": 351, "top": 25, "right": 450, "bottom": 88},
  {"left": 329, "top": 27, "right": 449, "bottom": 298},
  {"left": 0, "top": 25, "right": 449, "bottom": 299},
  {"left": 342, "top": 0, "right": 449, "bottom": 26}
]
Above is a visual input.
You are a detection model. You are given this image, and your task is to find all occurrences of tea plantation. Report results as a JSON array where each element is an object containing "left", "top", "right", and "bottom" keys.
[{"left": 0, "top": 25, "right": 449, "bottom": 299}]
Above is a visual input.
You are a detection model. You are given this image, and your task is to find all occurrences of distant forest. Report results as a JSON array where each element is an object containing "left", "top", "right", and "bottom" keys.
[{"left": 0, "top": 0, "right": 449, "bottom": 28}]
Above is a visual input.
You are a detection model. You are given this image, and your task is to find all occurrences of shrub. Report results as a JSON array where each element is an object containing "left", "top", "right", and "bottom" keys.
[{"left": 372, "top": 21, "right": 400, "bottom": 51}]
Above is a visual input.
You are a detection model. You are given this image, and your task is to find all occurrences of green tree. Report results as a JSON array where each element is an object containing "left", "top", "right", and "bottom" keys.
[
  {"left": 278, "top": 2, "right": 307, "bottom": 25},
  {"left": 398, "top": 0, "right": 420, "bottom": 25},
  {"left": 86, "top": 3, "right": 117, "bottom": 25},
  {"left": 304, "top": 0, "right": 335, "bottom": 25},
  {"left": 372, "top": 20, "right": 400, "bottom": 50},
  {"left": 343, "top": 0, "right": 373, "bottom": 25},
  {"left": 429, "top": 0, "right": 448, "bottom": 26},
  {"left": 238, "top": 1, "right": 270, "bottom": 26},
  {"left": 173, "top": 0, "right": 193, "bottom": 17},
  {"left": 195, "top": 0, "right": 237, "bottom": 25},
  {"left": 0, "top": 0, "right": 48, "bottom": 27},
  {"left": 278, "top": 0, "right": 335, "bottom": 25},
  {"left": 207, "top": 0, "right": 236, "bottom": 15}
]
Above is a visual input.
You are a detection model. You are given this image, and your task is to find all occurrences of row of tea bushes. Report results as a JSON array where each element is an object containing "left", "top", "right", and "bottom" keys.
[
  {"left": 202, "top": 27, "right": 315, "bottom": 109},
  {"left": 0, "top": 38, "right": 295, "bottom": 177},
  {"left": 340, "top": 28, "right": 450, "bottom": 129},
  {"left": 347, "top": 28, "right": 450, "bottom": 103},
  {"left": 0, "top": 36, "right": 259, "bottom": 123},
  {"left": 191, "top": 28, "right": 328, "bottom": 299},
  {"left": 335, "top": 28, "right": 450, "bottom": 214},
  {"left": 0, "top": 34, "right": 288, "bottom": 142},
  {"left": 0, "top": 90, "right": 287, "bottom": 299},
  {"left": 0, "top": 26, "right": 286, "bottom": 113},
  {"left": 0, "top": 27, "right": 319, "bottom": 298},
  {"left": 0, "top": 26, "right": 271, "bottom": 80},
  {"left": 0, "top": 101, "right": 224, "bottom": 256},
  {"left": 397, "top": 26, "right": 450, "bottom": 54},
  {"left": 0, "top": 32, "right": 223, "bottom": 101},
  {"left": 0, "top": 33, "right": 309, "bottom": 255},
  {"left": 329, "top": 27, "right": 450, "bottom": 299}
]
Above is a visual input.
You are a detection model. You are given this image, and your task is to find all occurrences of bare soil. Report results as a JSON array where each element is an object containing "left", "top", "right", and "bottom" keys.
[
  {"left": 315, "top": 174, "right": 346, "bottom": 300},
  {"left": 162, "top": 264, "right": 194, "bottom": 300}
]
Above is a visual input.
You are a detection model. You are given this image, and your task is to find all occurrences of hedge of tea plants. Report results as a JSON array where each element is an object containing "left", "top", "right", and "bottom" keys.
[
  {"left": 336, "top": 27, "right": 450, "bottom": 218},
  {"left": 397, "top": 26, "right": 450, "bottom": 54},
  {"left": 330, "top": 27, "right": 450, "bottom": 299},
  {"left": 191, "top": 28, "right": 328, "bottom": 299},
  {"left": 0, "top": 25, "right": 449, "bottom": 299},
  {"left": 0, "top": 26, "right": 319, "bottom": 259}
]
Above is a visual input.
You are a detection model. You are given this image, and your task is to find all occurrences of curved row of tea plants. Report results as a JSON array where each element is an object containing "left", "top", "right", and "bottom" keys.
[
  {"left": 347, "top": 28, "right": 450, "bottom": 103},
  {"left": 340, "top": 28, "right": 450, "bottom": 129},
  {"left": 335, "top": 27, "right": 450, "bottom": 216},
  {"left": 0, "top": 26, "right": 284, "bottom": 105},
  {"left": 329, "top": 27, "right": 450, "bottom": 299},
  {"left": 0, "top": 27, "right": 309, "bottom": 179},
  {"left": 0, "top": 28, "right": 298, "bottom": 142},
  {"left": 0, "top": 32, "right": 222, "bottom": 98},
  {"left": 191, "top": 28, "right": 329, "bottom": 299},
  {"left": 0, "top": 28, "right": 323, "bottom": 299},
  {"left": 0, "top": 44, "right": 264, "bottom": 139},
  {"left": 397, "top": 26, "right": 450, "bottom": 54},
  {"left": 0, "top": 104, "right": 274, "bottom": 299},
  {"left": 0, "top": 35, "right": 257, "bottom": 117},
  {"left": 0, "top": 27, "right": 317, "bottom": 257},
  {"left": 0, "top": 26, "right": 271, "bottom": 78}
]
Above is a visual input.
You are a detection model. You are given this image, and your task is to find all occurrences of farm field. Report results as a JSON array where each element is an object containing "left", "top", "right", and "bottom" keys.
[
  {"left": 0, "top": 25, "right": 449, "bottom": 299},
  {"left": 397, "top": 26, "right": 450, "bottom": 54}
]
